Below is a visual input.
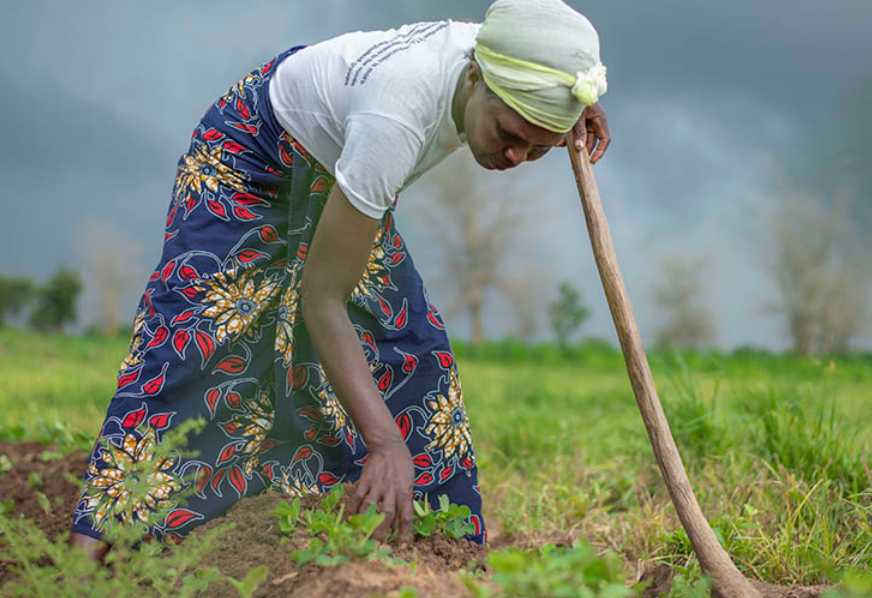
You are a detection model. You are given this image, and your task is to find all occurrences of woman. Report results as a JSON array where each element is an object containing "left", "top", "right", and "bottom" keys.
[{"left": 69, "top": 0, "right": 611, "bottom": 560}]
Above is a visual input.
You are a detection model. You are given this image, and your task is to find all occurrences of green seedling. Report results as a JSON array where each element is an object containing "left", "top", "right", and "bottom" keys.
[
  {"left": 39, "top": 450, "right": 64, "bottom": 463},
  {"left": 821, "top": 568, "right": 872, "bottom": 598},
  {"left": 412, "top": 494, "right": 475, "bottom": 539},
  {"left": 0, "top": 415, "right": 267, "bottom": 598},
  {"left": 270, "top": 496, "right": 302, "bottom": 543},
  {"left": 665, "top": 574, "right": 712, "bottom": 598},
  {"left": 270, "top": 485, "right": 393, "bottom": 567},
  {"left": 291, "top": 503, "right": 390, "bottom": 566},
  {"left": 27, "top": 471, "right": 43, "bottom": 488},
  {"left": 0, "top": 454, "right": 12, "bottom": 474},
  {"left": 463, "top": 540, "right": 631, "bottom": 598},
  {"left": 35, "top": 491, "right": 51, "bottom": 514},
  {"left": 0, "top": 516, "right": 261, "bottom": 598},
  {"left": 0, "top": 499, "right": 14, "bottom": 515},
  {"left": 226, "top": 565, "right": 270, "bottom": 598}
]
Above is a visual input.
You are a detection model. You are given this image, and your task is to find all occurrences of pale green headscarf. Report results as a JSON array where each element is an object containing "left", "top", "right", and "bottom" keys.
[{"left": 474, "top": 0, "right": 608, "bottom": 134}]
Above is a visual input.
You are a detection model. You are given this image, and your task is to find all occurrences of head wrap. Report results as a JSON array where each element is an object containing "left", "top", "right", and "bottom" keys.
[{"left": 474, "top": 0, "right": 608, "bottom": 133}]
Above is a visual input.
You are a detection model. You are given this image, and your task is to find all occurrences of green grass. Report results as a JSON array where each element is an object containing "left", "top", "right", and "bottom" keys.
[
  {"left": 0, "top": 328, "right": 129, "bottom": 446},
  {"left": 2, "top": 328, "right": 872, "bottom": 591}
]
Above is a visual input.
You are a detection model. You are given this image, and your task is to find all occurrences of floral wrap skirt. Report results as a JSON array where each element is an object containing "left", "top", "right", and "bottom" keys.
[{"left": 71, "top": 46, "right": 485, "bottom": 545}]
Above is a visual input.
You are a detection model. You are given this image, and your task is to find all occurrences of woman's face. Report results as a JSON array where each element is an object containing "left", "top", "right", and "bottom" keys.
[{"left": 462, "top": 63, "right": 565, "bottom": 171}]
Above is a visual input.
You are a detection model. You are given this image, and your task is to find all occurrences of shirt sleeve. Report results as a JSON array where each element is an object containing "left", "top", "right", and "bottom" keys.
[{"left": 334, "top": 113, "right": 424, "bottom": 220}]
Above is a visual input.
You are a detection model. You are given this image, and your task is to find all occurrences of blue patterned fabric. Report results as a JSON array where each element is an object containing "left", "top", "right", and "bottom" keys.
[{"left": 71, "top": 45, "right": 485, "bottom": 545}]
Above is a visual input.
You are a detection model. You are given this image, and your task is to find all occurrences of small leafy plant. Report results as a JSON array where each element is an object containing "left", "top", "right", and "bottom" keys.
[
  {"left": 664, "top": 574, "right": 712, "bottom": 598},
  {"left": 0, "top": 416, "right": 268, "bottom": 598},
  {"left": 463, "top": 540, "right": 631, "bottom": 598},
  {"left": 821, "top": 568, "right": 872, "bottom": 598},
  {"left": 271, "top": 496, "right": 302, "bottom": 543},
  {"left": 412, "top": 494, "right": 475, "bottom": 539},
  {"left": 269, "top": 487, "right": 479, "bottom": 569},
  {"left": 270, "top": 484, "right": 392, "bottom": 566}
]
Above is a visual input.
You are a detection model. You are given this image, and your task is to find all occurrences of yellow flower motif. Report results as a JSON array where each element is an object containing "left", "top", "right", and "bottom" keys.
[
  {"left": 273, "top": 468, "right": 319, "bottom": 498},
  {"left": 81, "top": 427, "right": 182, "bottom": 530},
  {"left": 119, "top": 308, "right": 147, "bottom": 373},
  {"left": 315, "top": 381, "right": 354, "bottom": 434},
  {"left": 351, "top": 228, "right": 388, "bottom": 301},
  {"left": 274, "top": 263, "right": 302, "bottom": 366},
  {"left": 196, "top": 268, "right": 280, "bottom": 344},
  {"left": 222, "top": 72, "right": 259, "bottom": 103},
  {"left": 174, "top": 143, "right": 247, "bottom": 201},
  {"left": 223, "top": 389, "right": 275, "bottom": 477},
  {"left": 424, "top": 369, "right": 473, "bottom": 459}
]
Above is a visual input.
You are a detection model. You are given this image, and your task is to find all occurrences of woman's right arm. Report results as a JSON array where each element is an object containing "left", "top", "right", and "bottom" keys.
[{"left": 299, "top": 183, "right": 414, "bottom": 543}]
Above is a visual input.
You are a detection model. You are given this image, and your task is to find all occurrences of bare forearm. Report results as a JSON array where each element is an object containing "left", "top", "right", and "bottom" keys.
[
  {"left": 298, "top": 184, "right": 413, "bottom": 537},
  {"left": 301, "top": 297, "right": 403, "bottom": 449}
]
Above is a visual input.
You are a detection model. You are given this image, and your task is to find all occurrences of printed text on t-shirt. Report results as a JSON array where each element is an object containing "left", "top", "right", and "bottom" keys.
[{"left": 345, "top": 21, "right": 448, "bottom": 87}]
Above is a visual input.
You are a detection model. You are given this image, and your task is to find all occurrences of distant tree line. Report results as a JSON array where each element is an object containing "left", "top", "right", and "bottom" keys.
[
  {"left": 0, "top": 267, "right": 82, "bottom": 332},
  {"left": 416, "top": 146, "right": 870, "bottom": 356}
]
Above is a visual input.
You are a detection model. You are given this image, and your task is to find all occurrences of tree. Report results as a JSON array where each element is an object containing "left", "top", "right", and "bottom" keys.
[
  {"left": 0, "top": 274, "right": 36, "bottom": 327},
  {"left": 763, "top": 192, "right": 869, "bottom": 355},
  {"left": 547, "top": 281, "right": 589, "bottom": 346},
  {"left": 79, "top": 218, "right": 144, "bottom": 336},
  {"left": 29, "top": 266, "right": 83, "bottom": 332},
  {"left": 413, "top": 152, "right": 546, "bottom": 344},
  {"left": 501, "top": 270, "right": 552, "bottom": 340},
  {"left": 773, "top": 80, "right": 872, "bottom": 354},
  {"left": 649, "top": 254, "right": 717, "bottom": 349}
]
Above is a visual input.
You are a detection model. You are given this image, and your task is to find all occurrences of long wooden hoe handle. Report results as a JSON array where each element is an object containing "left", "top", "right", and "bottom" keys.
[{"left": 566, "top": 143, "right": 761, "bottom": 598}]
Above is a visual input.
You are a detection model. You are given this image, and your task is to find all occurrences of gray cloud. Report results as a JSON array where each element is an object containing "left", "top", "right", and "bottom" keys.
[{"left": 1, "top": 0, "right": 870, "bottom": 348}]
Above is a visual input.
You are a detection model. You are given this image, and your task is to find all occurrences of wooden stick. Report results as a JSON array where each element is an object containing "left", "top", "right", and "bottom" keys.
[{"left": 566, "top": 143, "right": 761, "bottom": 598}]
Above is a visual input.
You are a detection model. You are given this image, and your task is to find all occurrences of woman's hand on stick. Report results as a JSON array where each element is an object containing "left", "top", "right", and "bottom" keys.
[{"left": 557, "top": 102, "right": 611, "bottom": 163}]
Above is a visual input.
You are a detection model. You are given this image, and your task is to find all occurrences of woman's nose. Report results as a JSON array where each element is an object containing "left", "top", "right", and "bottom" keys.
[{"left": 504, "top": 145, "right": 529, "bottom": 166}]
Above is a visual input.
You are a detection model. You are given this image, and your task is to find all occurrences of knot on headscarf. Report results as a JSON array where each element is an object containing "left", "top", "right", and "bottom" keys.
[
  {"left": 474, "top": 0, "right": 608, "bottom": 133},
  {"left": 571, "top": 64, "right": 608, "bottom": 106}
]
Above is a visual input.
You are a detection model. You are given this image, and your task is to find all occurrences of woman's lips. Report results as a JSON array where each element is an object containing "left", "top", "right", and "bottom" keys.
[
  {"left": 475, "top": 151, "right": 510, "bottom": 171},
  {"left": 491, "top": 156, "right": 510, "bottom": 170},
  {"left": 481, "top": 154, "right": 509, "bottom": 170}
]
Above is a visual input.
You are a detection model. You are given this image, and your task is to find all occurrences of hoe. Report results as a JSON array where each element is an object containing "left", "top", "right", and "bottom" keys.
[{"left": 567, "top": 142, "right": 830, "bottom": 598}]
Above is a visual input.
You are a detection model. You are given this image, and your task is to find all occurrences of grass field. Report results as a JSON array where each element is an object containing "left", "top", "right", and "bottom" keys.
[{"left": 1, "top": 328, "right": 871, "bottom": 595}]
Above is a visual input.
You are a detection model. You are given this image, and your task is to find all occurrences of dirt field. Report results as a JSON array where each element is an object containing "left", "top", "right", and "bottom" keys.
[
  {"left": 0, "top": 440, "right": 676, "bottom": 597},
  {"left": 0, "top": 442, "right": 89, "bottom": 584}
]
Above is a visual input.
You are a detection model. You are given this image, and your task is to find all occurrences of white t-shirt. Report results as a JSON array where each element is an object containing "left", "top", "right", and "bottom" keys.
[{"left": 269, "top": 20, "right": 481, "bottom": 219}]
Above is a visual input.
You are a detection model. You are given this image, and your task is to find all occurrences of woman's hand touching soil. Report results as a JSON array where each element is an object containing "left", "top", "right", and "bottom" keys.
[{"left": 349, "top": 439, "right": 415, "bottom": 544}]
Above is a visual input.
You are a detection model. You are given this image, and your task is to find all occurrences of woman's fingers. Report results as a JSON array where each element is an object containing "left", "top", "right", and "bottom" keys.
[
  {"left": 374, "top": 491, "right": 396, "bottom": 542},
  {"left": 348, "top": 442, "right": 414, "bottom": 540},
  {"left": 397, "top": 491, "right": 414, "bottom": 545},
  {"left": 351, "top": 479, "right": 373, "bottom": 515},
  {"left": 588, "top": 115, "right": 610, "bottom": 163},
  {"left": 586, "top": 122, "right": 598, "bottom": 157},
  {"left": 590, "top": 134, "right": 610, "bottom": 164},
  {"left": 572, "top": 118, "right": 587, "bottom": 151},
  {"left": 586, "top": 105, "right": 611, "bottom": 164}
]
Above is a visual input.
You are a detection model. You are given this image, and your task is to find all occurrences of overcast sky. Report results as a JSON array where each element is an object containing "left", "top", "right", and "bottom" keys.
[{"left": 1, "top": 0, "right": 870, "bottom": 349}]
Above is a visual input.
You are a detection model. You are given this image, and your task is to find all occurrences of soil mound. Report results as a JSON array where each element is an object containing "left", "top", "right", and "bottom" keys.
[{"left": 188, "top": 485, "right": 487, "bottom": 597}]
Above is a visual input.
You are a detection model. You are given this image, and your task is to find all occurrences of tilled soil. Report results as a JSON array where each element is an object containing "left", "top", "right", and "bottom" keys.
[
  {"left": 0, "top": 442, "right": 835, "bottom": 597},
  {"left": 188, "top": 486, "right": 487, "bottom": 597},
  {"left": 0, "top": 441, "right": 486, "bottom": 596},
  {"left": 0, "top": 441, "right": 89, "bottom": 584}
]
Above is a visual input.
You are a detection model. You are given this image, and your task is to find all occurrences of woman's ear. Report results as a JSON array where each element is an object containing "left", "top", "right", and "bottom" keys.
[{"left": 466, "top": 59, "right": 483, "bottom": 90}]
